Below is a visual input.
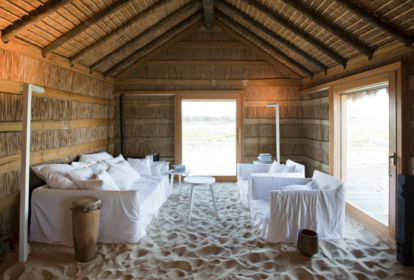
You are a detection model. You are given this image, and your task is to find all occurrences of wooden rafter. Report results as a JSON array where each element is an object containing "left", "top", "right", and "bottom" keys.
[
  {"left": 110, "top": 15, "right": 204, "bottom": 78},
  {"left": 1, "top": 0, "right": 75, "bottom": 43},
  {"left": 144, "top": 60, "right": 272, "bottom": 66},
  {"left": 332, "top": 0, "right": 412, "bottom": 47},
  {"left": 175, "top": 41, "right": 246, "bottom": 47},
  {"left": 203, "top": 0, "right": 215, "bottom": 30},
  {"left": 69, "top": 0, "right": 178, "bottom": 66},
  {"left": 215, "top": 12, "right": 313, "bottom": 78},
  {"left": 90, "top": 1, "right": 201, "bottom": 73},
  {"left": 279, "top": 0, "right": 374, "bottom": 59},
  {"left": 41, "top": 0, "right": 135, "bottom": 57},
  {"left": 235, "top": 0, "right": 347, "bottom": 68},
  {"left": 115, "top": 78, "right": 302, "bottom": 86}
]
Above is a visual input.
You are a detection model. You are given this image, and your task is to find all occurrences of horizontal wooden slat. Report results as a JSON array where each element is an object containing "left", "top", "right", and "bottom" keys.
[
  {"left": 116, "top": 137, "right": 174, "bottom": 144},
  {"left": 0, "top": 192, "right": 19, "bottom": 213},
  {"left": 302, "top": 156, "right": 330, "bottom": 173},
  {"left": 113, "top": 90, "right": 242, "bottom": 95},
  {"left": 122, "top": 119, "right": 174, "bottom": 125},
  {"left": 0, "top": 119, "right": 111, "bottom": 132},
  {"left": 244, "top": 137, "right": 329, "bottom": 151},
  {"left": 144, "top": 60, "right": 272, "bottom": 66},
  {"left": 174, "top": 41, "right": 246, "bottom": 48},
  {"left": 0, "top": 138, "right": 113, "bottom": 174},
  {"left": 115, "top": 78, "right": 302, "bottom": 86},
  {"left": 244, "top": 119, "right": 303, "bottom": 125},
  {"left": 302, "top": 97, "right": 329, "bottom": 106},
  {"left": 303, "top": 139, "right": 329, "bottom": 151},
  {"left": 122, "top": 100, "right": 174, "bottom": 107},
  {"left": 0, "top": 79, "right": 24, "bottom": 94},
  {"left": 244, "top": 100, "right": 302, "bottom": 107},
  {"left": 303, "top": 119, "right": 329, "bottom": 126}
]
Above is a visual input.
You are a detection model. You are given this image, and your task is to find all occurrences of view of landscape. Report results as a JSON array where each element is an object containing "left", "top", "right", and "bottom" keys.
[
  {"left": 345, "top": 88, "right": 389, "bottom": 225},
  {"left": 182, "top": 101, "right": 237, "bottom": 176}
]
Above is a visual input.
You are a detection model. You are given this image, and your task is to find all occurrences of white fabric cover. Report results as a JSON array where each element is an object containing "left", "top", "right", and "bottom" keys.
[
  {"left": 78, "top": 152, "right": 113, "bottom": 165},
  {"left": 150, "top": 161, "right": 169, "bottom": 175},
  {"left": 286, "top": 160, "right": 306, "bottom": 177},
  {"left": 237, "top": 180, "right": 249, "bottom": 208},
  {"left": 82, "top": 170, "right": 119, "bottom": 190},
  {"left": 71, "top": 162, "right": 90, "bottom": 168},
  {"left": 30, "top": 174, "right": 172, "bottom": 245},
  {"left": 250, "top": 170, "right": 345, "bottom": 243},
  {"left": 107, "top": 160, "right": 140, "bottom": 190},
  {"left": 237, "top": 163, "right": 271, "bottom": 181},
  {"left": 105, "top": 154, "right": 125, "bottom": 165},
  {"left": 31, "top": 164, "right": 78, "bottom": 190},
  {"left": 128, "top": 158, "right": 151, "bottom": 176},
  {"left": 280, "top": 184, "right": 312, "bottom": 191},
  {"left": 89, "top": 162, "right": 109, "bottom": 174},
  {"left": 68, "top": 168, "right": 94, "bottom": 190}
]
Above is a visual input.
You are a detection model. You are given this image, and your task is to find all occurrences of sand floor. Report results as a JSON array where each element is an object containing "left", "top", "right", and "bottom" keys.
[{"left": 1, "top": 182, "right": 414, "bottom": 280}]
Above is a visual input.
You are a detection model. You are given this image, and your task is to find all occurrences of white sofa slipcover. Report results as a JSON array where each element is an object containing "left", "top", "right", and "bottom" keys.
[
  {"left": 30, "top": 174, "right": 171, "bottom": 246},
  {"left": 249, "top": 170, "right": 345, "bottom": 243},
  {"left": 237, "top": 160, "right": 305, "bottom": 208}
]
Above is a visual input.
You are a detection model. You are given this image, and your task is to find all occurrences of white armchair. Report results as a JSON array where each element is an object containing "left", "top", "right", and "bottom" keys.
[
  {"left": 249, "top": 170, "right": 345, "bottom": 243},
  {"left": 237, "top": 160, "right": 306, "bottom": 209}
]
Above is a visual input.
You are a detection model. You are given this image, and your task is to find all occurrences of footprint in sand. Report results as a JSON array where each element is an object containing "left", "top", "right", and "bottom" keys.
[
  {"left": 160, "top": 260, "right": 192, "bottom": 272},
  {"left": 195, "top": 245, "right": 225, "bottom": 257}
]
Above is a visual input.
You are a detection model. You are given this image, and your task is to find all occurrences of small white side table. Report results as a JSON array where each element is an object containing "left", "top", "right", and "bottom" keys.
[
  {"left": 165, "top": 169, "right": 191, "bottom": 195},
  {"left": 184, "top": 176, "right": 218, "bottom": 223}
]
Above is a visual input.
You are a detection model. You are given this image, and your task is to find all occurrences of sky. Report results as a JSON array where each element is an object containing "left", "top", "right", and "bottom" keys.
[
  {"left": 346, "top": 88, "right": 389, "bottom": 120},
  {"left": 182, "top": 101, "right": 236, "bottom": 117}
]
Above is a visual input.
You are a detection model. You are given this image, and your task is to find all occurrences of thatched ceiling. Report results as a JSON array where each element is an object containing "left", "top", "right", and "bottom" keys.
[{"left": 0, "top": 0, "right": 413, "bottom": 79}]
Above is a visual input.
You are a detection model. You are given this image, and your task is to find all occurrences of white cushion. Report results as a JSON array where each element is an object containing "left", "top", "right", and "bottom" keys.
[
  {"left": 150, "top": 161, "right": 169, "bottom": 175},
  {"left": 78, "top": 152, "right": 113, "bottom": 165},
  {"left": 268, "top": 161, "right": 295, "bottom": 174},
  {"left": 68, "top": 168, "right": 94, "bottom": 190},
  {"left": 89, "top": 162, "right": 109, "bottom": 174},
  {"left": 280, "top": 184, "right": 312, "bottom": 191},
  {"left": 128, "top": 158, "right": 151, "bottom": 176},
  {"left": 105, "top": 154, "right": 125, "bottom": 165},
  {"left": 307, "top": 180, "right": 318, "bottom": 190},
  {"left": 31, "top": 164, "right": 78, "bottom": 190},
  {"left": 82, "top": 170, "right": 119, "bottom": 191},
  {"left": 107, "top": 160, "right": 140, "bottom": 190},
  {"left": 71, "top": 162, "right": 90, "bottom": 168}
]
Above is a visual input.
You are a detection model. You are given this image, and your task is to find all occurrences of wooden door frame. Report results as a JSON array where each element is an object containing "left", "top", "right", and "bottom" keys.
[
  {"left": 174, "top": 93, "right": 244, "bottom": 182},
  {"left": 329, "top": 62, "right": 407, "bottom": 240}
]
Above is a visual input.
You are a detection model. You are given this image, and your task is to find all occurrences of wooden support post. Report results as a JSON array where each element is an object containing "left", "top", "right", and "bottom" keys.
[
  {"left": 202, "top": 0, "right": 215, "bottom": 30},
  {"left": 216, "top": 11, "right": 313, "bottom": 78},
  {"left": 1, "top": 0, "right": 75, "bottom": 43},
  {"left": 19, "top": 84, "right": 44, "bottom": 263}
]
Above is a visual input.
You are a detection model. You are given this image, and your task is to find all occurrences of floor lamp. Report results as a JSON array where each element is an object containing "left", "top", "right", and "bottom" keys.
[{"left": 267, "top": 104, "right": 280, "bottom": 163}]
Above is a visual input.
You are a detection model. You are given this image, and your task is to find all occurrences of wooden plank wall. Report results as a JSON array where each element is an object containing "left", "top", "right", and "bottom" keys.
[{"left": 0, "top": 48, "right": 114, "bottom": 238}]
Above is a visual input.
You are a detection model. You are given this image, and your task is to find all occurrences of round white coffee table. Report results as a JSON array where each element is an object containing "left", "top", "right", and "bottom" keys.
[
  {"left": 184, "top": 176, "right": 218, "bottom": 223},
  {"left": 166, "top": 169, "right": 191, "bottom": 195}
]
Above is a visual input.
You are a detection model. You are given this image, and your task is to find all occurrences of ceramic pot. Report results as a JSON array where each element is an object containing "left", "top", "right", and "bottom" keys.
[{"left": 297, "top": 229, "right": 319, "bottom": 257}]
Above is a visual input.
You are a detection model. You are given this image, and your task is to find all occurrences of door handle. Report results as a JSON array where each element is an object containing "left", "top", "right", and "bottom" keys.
[{"left": 389, "top": 153, "right": 396, "bottom": 177}]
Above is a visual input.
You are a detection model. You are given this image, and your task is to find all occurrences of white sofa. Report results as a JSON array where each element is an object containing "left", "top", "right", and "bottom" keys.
[
  {"left": 237, "top": 160, "right": 306, "bottom": 209},
  {"left": 249, "top": 170, "right": 345, "bottom": 243},
  {"left": 30, "top": 174, "right": 171, "bottom": 246}
]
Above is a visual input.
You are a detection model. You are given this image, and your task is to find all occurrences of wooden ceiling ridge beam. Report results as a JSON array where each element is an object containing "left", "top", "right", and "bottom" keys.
[
  {"left": 174, "top": 41, "right": 246, "bottom": 47},
  {"left": 110, "top": 14, "right": 204, "bottom": 78},
  {"left": 215, "top": 12, "right": 313, "bottom": 78},
  {"left": 89, "top": 1, "right": 201, "bottom": 73},
  {"left": 236, "top": 0, "right": 347, "bottom": 68},
  {"left": 1, "top": 0, "right": 75, "bottom": 43},
  {"left": 216, "top": 3, "right": 328, "bottom": 74},
  {"left": 333, "top": 0, "right": 413, "bottom": 47},
  {"left": 69, "top": 0, "right": 178, "bottom": 66},
  {"left": 144, "top": 60, "right": 272, "bottom": 66},
  {"left": 42, "top": 0, "right": 135, "bottom": 57},
  {"left": 279, "top": 0, "right": 374, "bottom": 59},
  {"left": 203, "top": 0, "right": 215, "bottom": 30}
]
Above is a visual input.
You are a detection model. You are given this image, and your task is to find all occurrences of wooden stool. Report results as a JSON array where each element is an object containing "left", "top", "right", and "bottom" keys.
[{"left": 70, "top": 198, "right": 101, "bottom": 262}]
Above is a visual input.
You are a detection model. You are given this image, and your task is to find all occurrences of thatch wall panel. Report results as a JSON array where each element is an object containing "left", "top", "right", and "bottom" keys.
[
  {"left": 303, "top": 125, "right": 329, "bottom": 142},
  {"left": 243, "top": 86, "right": 301, "bottom": 101},
  {"left": 124, "top": 124, "right": 174, "bottom": 138},
  {"left": 302, "top": 104, "right": 329, "bottom": 120},
  {"left": 301, "top": 91, "right": 329, "bottom": 101},
  {"left": 0, "top": 205, "right": 19, "bottom": 237},
  {"left": 244, "top": 106, "right": 302, "bottom": 119},
  {"left": 244, "top": 124, "right": 303, "bottom": 138},
  {"left": 0, "top": 133, "right": 21, "bottom": 157},
  {"left": 0, "top": 170, "right": 20, "bottom": 199},
  {"left": 114, "top": 85, "right": 242, "bottom": 91},
  {"left": 115, "top": 106, "right": 174, "bottom": 119},
  {"left": 0, "top": 93, "right": 21, "bottom": 121},
  {"left": 303, "top": 145, "right": 329, "bottom": 165},
  {"left": 31, "top": 97, "right": 71, "bottom": 121},
  {"left": 126, "top": 143, "right": 174, "bottom": 158},
  {"left": 244, "top": 143, "right": 303, "bottom": 157},
  {"left": 70, "top": 102, "right": 110, "bottom": 119}
]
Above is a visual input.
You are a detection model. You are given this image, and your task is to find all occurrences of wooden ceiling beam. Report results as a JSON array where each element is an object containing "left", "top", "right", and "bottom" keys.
[
  {"left": 110, "top": 14, "right": 204, "bottom": 78},
  {"left": 42, "top": 0, "right": 134, "bottom": 57},
  {"left": 236, "top": 0, "right": 347, "bottom": 68},
  {"left": 90, "top": 1, "right": 201, "bottom": 73},
  {"left": 216, "top": 4, "right": 328, "bottom": 74},
  {"left": 115, "top": 78, "right": 302, "bottom": 86},
  {"left": 215, "top": 12, "right": 313, "bottom": 78},
  {"left": 279, "top": 0, "right": 374, "bottom": 59},
  {"left": 69, "top": 0, "right": 178, "bottom": 66},
  {"left": 332, "top": 0, "right": 412, "bottom": 47},
  {"left": 203, "top": 0, "right": 215, "bottom": 30},
  {"left": 1, "top": 0, "right": 75, "bottom": 43},
  {"left": 144, "top": 60, "right": 272, "bottom": 66},
  {"left": 175, "top": 41, "right": 246, "bottom": 47}
]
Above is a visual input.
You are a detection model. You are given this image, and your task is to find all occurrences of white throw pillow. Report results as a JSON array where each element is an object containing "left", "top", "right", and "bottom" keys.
[
  {"left": 107, "top": 160, "right": 140, "bottom": 190},
  {"left": 280, "top": 184, "right": 312, "bottom": 191},
  {"left": 105, "top": 154, "right": 125, "bottom": 165},
  {"left": 150, "top": 161, "right": 169, "bottom": 175},
  {"left": 307, "top": 180, "right": 318, "bottom": 190},
  {"left": 128, "top": 158, "right": 152, "bottom": 176},
  {"left": 78, "top": 152, "right": 113, "bottom": 165},
  {"left": 89, "top": 162, "right": 109, "bottom": 174},
  {"left": 68, "top": 168, "right": 95, "bottom": 190},
  {"left": 268, "top": 161, "right": 295, "bottom": 174},
  {"left": 71, "top": 162, "right": 90, "bottom": 168},
  {"left": 31, "top": 164, "right": 78, "bottom": 190},
  {"left": 82, "top": 170, "right": 119, "bottom": 191}
]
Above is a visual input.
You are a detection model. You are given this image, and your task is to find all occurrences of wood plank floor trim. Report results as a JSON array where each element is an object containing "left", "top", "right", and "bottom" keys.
[
  {"left": 0, "top": 138, "right": 113, "bottom": 174},
  {"left": 0, "top": 119, "right": 112, "bottom": 132}
]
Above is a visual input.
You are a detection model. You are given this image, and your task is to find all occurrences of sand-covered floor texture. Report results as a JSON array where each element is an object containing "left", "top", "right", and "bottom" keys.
[{"left": 1, "top": 182, "right": 414, "bottom": 280}]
